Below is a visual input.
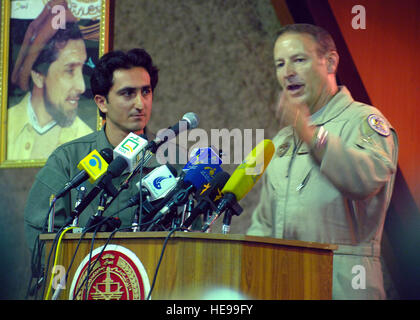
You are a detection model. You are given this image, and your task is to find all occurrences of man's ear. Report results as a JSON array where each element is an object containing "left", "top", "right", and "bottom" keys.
[
  {"left": 30, "top": 70, "right": 44, "bottom": 89},
  {"left": 326, "top": 51, "right": 339, "bottom": 74},
  {"left": 94, "top": 95, "right": 108, "bottom": 115}
]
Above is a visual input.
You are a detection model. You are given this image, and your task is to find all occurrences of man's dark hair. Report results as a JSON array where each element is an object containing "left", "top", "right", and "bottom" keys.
[
  {"left": 32, "top": 22, "right": 83, "bottom": 76},
  {"left": 90, "top": 48, "right": 159, "bottom": 118},
  {"left": 276, "top": 23, "right": 337, "bottom": 57}
]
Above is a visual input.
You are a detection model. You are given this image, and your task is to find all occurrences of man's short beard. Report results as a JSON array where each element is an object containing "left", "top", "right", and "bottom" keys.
[{"left": 44, "top": 86, "right": 77, "bottom": 127}]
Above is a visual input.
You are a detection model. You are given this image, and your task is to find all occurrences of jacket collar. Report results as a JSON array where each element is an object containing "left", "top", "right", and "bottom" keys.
[
  {"left": 311, "top": 86, "right": 354, "bottom": 125},
  {"left": 95, "top": 126, "right": 114, "bottom": 152}
]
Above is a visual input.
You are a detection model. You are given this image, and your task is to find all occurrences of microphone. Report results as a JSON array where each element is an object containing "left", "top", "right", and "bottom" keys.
[
  {"left": 146, "top": 161, "right": 221, "bottom": 230},
  {"left": 128, "top": 164, "right": 179, "bottom": 231},
  {"left": 113, "top": 132, "right": 149, "bottom": 172},
  {"left": 182, "top": 170, "right": 230, "bottom": 229},
  {"left": 202, "top": 139, "right": 275, "bottom": 232},
  {"left": 179, "top": 146, "right": 224, "bottom": 194},
  {"left": 70, "top": 156, "right": 128, "bottom": 222},
  {"left": 55, "top": 148, "right": 113, "bottom": 199},
  {"left": 146, "top": 112, "right": 199, "bottom": 153},
  {"left": 141, "top": 164, "right": 179, "bottom": 201},
  {"left": 126, "top": 164, "right": 179, "bottom": 207}
]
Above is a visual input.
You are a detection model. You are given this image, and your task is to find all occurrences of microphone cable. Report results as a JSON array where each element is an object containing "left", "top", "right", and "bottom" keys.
[
  {"left": 68, "top": 205, "right": 162, "bottom": 300},
  {"left": 70, "top": 213, "right": 171, "bottom": 300},
  {"left": 98, "top": 146, "right": 148, "bottom": 224},
  {"left": 40, "top": 222, "right": 70, "bottom": 300},
  {"left": 44, "top": 226, "right": 77, "bottom": 300},
  {"left": 26, "top": 196, "right": 58, "bottom": 299},
  {"left": 66, "top": 204, "right": 133, "bottom": 300},
  {"left": 71, "top": 224, "right": 132, "bottom": 300},
  {"left": 146, "top": 227, "right": 180, "bottom": 300},
  {"left": 43, "top": 201, "right": 132, "bottom": 300}
]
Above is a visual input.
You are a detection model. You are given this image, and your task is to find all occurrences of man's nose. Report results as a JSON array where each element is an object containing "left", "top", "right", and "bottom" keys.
[
  {"left": 74, "top": 68, "right": 86, "bottom": 94},
  {"left": 285, "top": 61, "right": 297, "bottom": 78},
  {"left": 134, "top": 92, "right": 144, "bottom": 110}
]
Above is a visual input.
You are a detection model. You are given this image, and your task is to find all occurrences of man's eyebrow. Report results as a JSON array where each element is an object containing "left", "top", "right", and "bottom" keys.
[
  {"left": 116, "top": 85, "right": 151, "bottom": 94},
  {"left": 275, "top": 53, "right": 307, "bottom": 62},
  {"left": 64, "top": 61, "right": 84, "bottom": 68},
  {"left": 116, "top": 86, "right": 136, "bottom": 94}
]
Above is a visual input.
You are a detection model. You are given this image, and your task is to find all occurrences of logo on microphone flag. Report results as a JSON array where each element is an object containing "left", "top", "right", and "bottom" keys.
[
  {"left": 120, "top": 136, "right": 141, "bottom": 154},
  {"left": 77, "top": 149, "right": 108, "bottom": 183},
  {"left": 153, "top": 176, "right": 171, "bottom": 189}
]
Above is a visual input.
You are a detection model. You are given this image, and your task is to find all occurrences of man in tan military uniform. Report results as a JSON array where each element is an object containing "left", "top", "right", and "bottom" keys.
[{"left": 247, "top": 24, "right": 398, "bottom": 299}]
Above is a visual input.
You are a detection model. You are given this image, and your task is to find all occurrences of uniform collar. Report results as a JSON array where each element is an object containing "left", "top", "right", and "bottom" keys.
[
  {"left": 27, "top": 92, "right": 57, "bottom": 134},
  {"left": 95, "top": 125, "right": 114, "bottom": 152},
  {"left": 310, "top": 86, "right": 354, "bottom": 126}
]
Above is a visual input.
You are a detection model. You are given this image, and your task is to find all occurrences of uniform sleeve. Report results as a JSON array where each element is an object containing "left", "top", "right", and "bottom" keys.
[
  {"left": 24, "top": 151, "right": 73, "bottom": 252},
  {"left": 319, "top": 112, "right": 398, "bottom": 200},
  {"left": 246, "top": 173, "right": 275, "bottom": 237}
]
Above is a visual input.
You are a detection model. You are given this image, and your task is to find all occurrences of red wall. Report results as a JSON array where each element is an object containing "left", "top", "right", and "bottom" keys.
[{"left": 328, "top": 0, "right": 420, "bottom": 209}]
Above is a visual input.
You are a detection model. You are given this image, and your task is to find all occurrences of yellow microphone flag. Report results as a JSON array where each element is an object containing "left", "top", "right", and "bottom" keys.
[{"left": 77, "top": 149, "right": 109, "bottom": 184}]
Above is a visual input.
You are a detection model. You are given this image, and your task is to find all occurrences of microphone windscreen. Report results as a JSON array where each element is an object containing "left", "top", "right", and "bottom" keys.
[
  {"left": 222, "top": 139, "right": 275, "bottom": 201},
  {"left": 183, "top": 163, "right": 222, "bottom": 190},
  {"left": 166, "top": 163, "right": 179, "bottom": 178},
  {"left": 182, "top": 112, "right": 199, "bottom": 129},
  {"left": 107, "top": 157, "right": 129, "bottom": 178},
  {"left": 196, "top": 170, "right": 230, "bottom": 200},
  {"left": 99, "top": 148, "right": 114, "bottom": 164}
]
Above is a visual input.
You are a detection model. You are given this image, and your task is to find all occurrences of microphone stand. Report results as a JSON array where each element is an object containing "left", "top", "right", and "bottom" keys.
[
  {"left": 222, "top": 205, "right": 243, "bottom": 234},
  {"left": 71, "top": 185, "right": 87, "bottom": 231},
  {"left": 202, "top": 201, "right": 243, "bottom": 233},
  {"left": 83, "top": 191, "right": 109, "bottom": 232},
  {"left": 146, "top": 185, "right": 194, "bottom": 231},
  {"left": 222, "top": 209, "right": 233, "bottom": 234},
  {"left": 98, "top": 149, "right": 152, "bottom": 222},
  {"left": 179, "top": 199, "right": 194, "bottom": 229},
  {"left": 131, "top": 206, "right": 140, "bottom": 232}
]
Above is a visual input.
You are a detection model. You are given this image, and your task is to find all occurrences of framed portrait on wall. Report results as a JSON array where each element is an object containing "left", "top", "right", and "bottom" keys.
[{"left": 0, "top": 0, "right": 114, "bottom": 168}]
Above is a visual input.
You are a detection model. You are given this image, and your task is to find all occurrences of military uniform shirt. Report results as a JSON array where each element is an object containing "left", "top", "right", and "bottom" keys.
[{"left": 247, "top": 86, "right": 399, "bottom": 299}]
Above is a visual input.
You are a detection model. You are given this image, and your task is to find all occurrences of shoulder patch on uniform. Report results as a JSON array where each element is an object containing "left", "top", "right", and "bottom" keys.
[{"left": 367, "top": 114, "right": 390, "bottom": 137}]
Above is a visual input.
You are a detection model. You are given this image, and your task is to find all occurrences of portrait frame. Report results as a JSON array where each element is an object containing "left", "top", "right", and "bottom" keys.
[{"left": 0, "top": 0, "right": 114, "bottom": 168}]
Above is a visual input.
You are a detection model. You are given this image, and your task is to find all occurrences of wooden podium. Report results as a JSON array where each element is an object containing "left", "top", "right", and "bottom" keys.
[{"left": 40, "top": 232, "right": 337, "bottom": 300}]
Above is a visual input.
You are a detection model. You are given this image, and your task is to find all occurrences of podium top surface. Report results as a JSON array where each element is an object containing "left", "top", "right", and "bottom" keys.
[{"left": 40, "top": 231, "right": 337, "bottom": 251}]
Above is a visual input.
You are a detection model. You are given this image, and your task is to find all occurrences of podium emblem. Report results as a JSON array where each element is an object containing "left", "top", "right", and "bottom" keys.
[{"left": 69, "top": 245, "right": 150, "bottom": 300}]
